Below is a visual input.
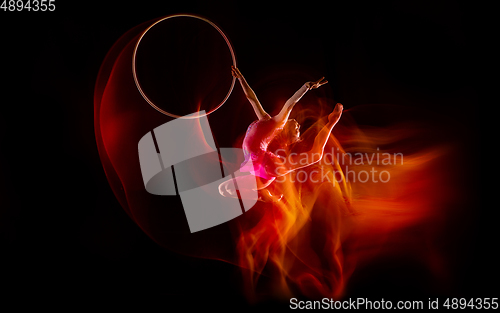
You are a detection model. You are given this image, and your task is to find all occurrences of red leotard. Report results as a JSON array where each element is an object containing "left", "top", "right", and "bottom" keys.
[{"left": 240, "top": 116, "right": 284, "bottom": 179}]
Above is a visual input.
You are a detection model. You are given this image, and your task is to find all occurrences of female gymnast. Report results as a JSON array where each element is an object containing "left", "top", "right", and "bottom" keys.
[{"left": 219, "top": 66, "right": 343, "bottom": 202}]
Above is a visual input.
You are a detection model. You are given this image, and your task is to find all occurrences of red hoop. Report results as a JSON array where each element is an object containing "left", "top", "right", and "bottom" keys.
[{"left": 132, "top": 14, "right": 237, "bottom": 119}]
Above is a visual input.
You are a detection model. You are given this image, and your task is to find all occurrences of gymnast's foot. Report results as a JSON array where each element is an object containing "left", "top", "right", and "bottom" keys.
[
  {"left": 328, "top": 103, "right": 343, "bottom": 123},
  {"left": 258, "top": 189, "right": 283, "bottom": 203}
]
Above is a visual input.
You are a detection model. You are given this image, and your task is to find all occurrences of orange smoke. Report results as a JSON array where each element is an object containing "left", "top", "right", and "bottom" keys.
[
  {"left": 93, "top": 16, "right": 464, "bottom": 302},
  {"left": 232, "top": 99, "right": 457, "bottom": 302}
]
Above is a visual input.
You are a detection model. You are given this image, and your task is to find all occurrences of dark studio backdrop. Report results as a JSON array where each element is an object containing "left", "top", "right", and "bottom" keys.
[{"left": 0, "top": 0, "right": 492, "bottom": 309}]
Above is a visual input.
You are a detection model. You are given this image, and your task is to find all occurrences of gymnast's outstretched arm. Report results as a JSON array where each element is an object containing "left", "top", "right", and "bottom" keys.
[
  {"left": 231, "top": 66, "right": 269, "bottom": 120},
  {"left": 272, "top": 77, "right": 328, "bottom": 128}
]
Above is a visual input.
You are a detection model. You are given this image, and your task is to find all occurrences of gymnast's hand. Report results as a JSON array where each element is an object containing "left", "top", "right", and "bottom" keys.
[
  {"left": 305, "top": 77, "right": 328, "bottom": 90},
  {"left": 231, "top": 66, "right": 244, "bottom": 79}
]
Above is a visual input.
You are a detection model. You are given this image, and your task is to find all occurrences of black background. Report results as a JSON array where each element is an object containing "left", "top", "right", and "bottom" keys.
[{"left": 0, "top": 0, "right": 492, "bottom": 309}]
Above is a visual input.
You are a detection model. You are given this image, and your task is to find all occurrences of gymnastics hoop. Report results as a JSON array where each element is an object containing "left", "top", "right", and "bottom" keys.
[{"left": 132, "top": 14, "right": 237, "bottom": 119}]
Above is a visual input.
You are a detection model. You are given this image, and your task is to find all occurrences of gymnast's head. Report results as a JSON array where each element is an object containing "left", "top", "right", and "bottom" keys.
[{"left": 279, "top": 119, "right": 301, "bottom": 146}]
